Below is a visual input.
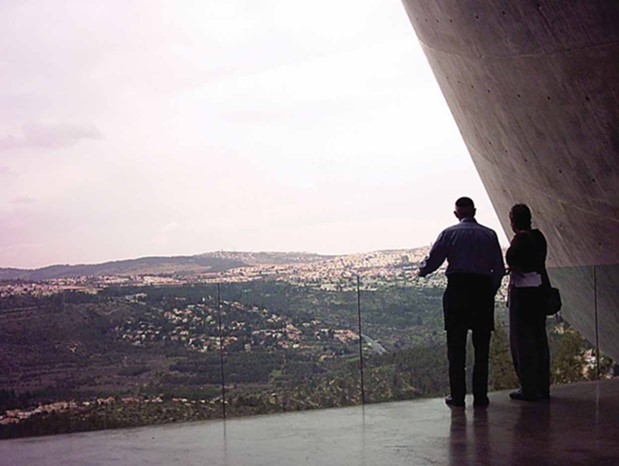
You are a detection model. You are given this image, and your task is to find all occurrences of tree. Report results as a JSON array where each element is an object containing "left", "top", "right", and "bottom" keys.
[
  {"left": 552, "top": 327, "right": 585, "bottom": 384},
  {"left": 489, "top": 322, "right": 518, "bottom": 390}
]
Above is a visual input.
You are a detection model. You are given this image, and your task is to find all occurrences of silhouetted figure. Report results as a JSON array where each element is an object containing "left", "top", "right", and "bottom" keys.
[
  {"left": 418, "top": 197, "right": 505, "bottom": 407},
  {"left": 506, "top": 204, "right": 551, "bottom": 401}
]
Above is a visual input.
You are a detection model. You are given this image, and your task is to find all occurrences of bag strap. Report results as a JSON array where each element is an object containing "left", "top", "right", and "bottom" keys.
[{"left": 541, "top": 267, "right": 552, "bottom": 289}]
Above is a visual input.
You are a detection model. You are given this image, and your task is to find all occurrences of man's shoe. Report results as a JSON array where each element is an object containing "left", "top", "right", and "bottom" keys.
[
  {"left": 473, "top": 397, "right": 490, "bottom": 407},
  {"left": 445, "top": 395, "right": 465, "bottom": 407},
  {"left": 509, "top": 390, "right": 540, "bottom": 402}
]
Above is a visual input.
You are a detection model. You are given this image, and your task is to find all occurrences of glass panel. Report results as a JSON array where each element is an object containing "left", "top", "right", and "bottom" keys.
[
  {"left": 359, "top": 276, "right": 449, "bottom": 404},
  {"left": 2, "top": 264, "right": 616, "bottom": 440}
]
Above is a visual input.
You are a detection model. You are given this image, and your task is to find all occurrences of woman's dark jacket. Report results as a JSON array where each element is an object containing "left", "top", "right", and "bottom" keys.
[{"left": 506, "top": 229, "right": 549, "bottom": 321}]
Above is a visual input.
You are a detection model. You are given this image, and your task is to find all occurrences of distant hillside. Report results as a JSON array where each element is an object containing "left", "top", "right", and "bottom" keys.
[
  {"left": 0, "top": 251, "right": 335, "bottom": 281},
  {"left": 197, "top": 251, "right": 333, "bottom": 266}
]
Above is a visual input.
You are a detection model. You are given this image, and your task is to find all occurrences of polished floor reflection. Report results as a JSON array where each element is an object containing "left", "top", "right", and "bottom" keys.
[{"left": 1, "top": 379, "right": 618, "bottom": 465}]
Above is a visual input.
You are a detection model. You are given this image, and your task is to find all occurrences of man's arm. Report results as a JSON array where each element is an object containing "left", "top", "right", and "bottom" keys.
[
  {"left": 418, "top": 231, "right": 448, "bottom": 277},
  {"left": 490, "top": 233, "right": 506, "bottom": 294}
]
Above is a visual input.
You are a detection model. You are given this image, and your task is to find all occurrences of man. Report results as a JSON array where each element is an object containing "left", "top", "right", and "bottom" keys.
[{"left": 418, "top": 197, "right": 505, "bottom": 407}]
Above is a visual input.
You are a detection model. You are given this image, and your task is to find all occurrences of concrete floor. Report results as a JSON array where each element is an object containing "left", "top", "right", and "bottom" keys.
[{"left": 1, "top": 379, "right": 618, "bottom": 466}]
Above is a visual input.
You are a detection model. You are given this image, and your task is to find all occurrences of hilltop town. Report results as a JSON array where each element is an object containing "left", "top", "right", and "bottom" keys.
[{"left": 0, "top": 247, "right": 444, "bottom": 297}]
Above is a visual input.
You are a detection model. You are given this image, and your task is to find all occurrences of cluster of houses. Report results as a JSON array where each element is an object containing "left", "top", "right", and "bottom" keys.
[
  {"left": 115, "top": 298, "right": 363, "bottom": 357},
  {"left": 0, "top": 395, "right": 216, "bottom": 426}
]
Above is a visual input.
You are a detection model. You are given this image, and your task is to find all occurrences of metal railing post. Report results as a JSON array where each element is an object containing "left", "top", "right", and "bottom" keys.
[
  {"left": 593, "top": 267, "right": 600, "bottom": 380},
  {"left": 217, "top": 283, "right": 227, "bottom": 419},
  {"left": 356, "top": 275, "right": 366, "bottom": 404}
]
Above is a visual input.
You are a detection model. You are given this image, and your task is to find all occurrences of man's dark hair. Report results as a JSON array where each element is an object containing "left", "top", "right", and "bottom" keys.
[
  {"left": 510, "top": 203, "right": 532, "bottom": 230},
  {"left": 455, "top": 197, "right": 475, "bottom": 209},
  {"left": 454, "top": 196, "right": 476, "bottom": 219}
]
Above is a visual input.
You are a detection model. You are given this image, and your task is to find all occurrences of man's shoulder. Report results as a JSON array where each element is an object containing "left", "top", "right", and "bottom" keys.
[
  {"left": 439, "top": 222, "right": 467, "bottom": 236},
  {"left": 444, "top": 220, "right": 497, "bottom": 235},
  {"left": 474, "top": 222, "right": 498, "bottom": 236}
]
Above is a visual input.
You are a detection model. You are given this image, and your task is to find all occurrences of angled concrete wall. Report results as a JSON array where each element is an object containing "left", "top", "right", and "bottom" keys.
[{"left": 401, "top": 1, "right": 619, "bottom": 360}]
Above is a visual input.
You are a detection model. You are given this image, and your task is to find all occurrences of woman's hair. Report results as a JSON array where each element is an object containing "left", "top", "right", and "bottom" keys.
[{"left": 510, "top": 203, "right": 532, "bottom": 230}]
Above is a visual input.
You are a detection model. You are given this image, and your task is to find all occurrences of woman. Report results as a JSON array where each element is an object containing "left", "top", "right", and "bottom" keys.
[{"left": 506, "top": 204, "right": 551, "bottom": 401}]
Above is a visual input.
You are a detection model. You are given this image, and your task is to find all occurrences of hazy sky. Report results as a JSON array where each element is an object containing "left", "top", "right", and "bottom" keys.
[{"left": 0, "top": 0, "right": 507, "bottom": 269}]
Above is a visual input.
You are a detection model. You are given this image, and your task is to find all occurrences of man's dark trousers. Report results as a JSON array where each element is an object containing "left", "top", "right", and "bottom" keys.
[{"left": 443, "top": 274, "right": 494, "bottom": 404}]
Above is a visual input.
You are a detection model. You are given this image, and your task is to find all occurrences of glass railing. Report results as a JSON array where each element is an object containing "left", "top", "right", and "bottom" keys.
[
  {"left": 548, "top": 264, "right": 618, "bottom": 383},
  {"left": 0, "top": 270, "right": 614, "bottom": 437}
]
